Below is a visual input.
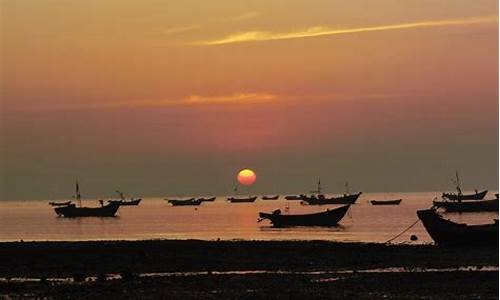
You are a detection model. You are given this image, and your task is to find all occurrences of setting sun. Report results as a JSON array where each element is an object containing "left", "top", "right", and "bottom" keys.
[{"left": 237, "top": 169, "right": 256, "bottom": 185}]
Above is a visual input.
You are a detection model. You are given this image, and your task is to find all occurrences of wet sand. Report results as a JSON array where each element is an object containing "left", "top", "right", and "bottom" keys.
[{"left": 0, "top": 240, "right": 498, "bottom": 299}]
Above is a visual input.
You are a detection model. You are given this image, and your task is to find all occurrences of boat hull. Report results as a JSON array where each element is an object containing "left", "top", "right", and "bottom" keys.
[
  {"left": 442, "top": 190, "right": 488, "bottom": 201},
  {"left": 433, "top": 199, "right": 498, "bottom": 212},
  {"left": 168, "top": 199, "right": 202, "bottom": 206},
  {"left": 259, "top": 205, "right": 350, "bottom": 227},
  {"left": 199, "top": 197, "right": 216, "bottom": 202},
  {"left": 109, "top": 199, "right": 142, "bottom": 206},
  {"left": 303, "top": 192, "right": 362, "bottom": 205},
  {"left": 227, "top": 196, "right": 257, "bottom": 203},
  {"left": 417, "top": 208, "right": 498, "bottom": 246},
  {"left": 370, "top": 199, "right": 402, "bottom": 205},
  {"left": 285, "top": 195, "right": 303, "bottom": 200},
  {"left": 54, "top": 203, "right": 120, "bottom": 218},
  {"left": 262, "top": 196, "right": 279, "bottom": 200}
]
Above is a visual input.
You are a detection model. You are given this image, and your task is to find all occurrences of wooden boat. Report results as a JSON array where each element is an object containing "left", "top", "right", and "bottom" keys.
[
  {"left": 48, "top": 201, "right": 72, "bottom": 207},
  {"left": 262, "top": 195, "right": 279, "bottom": 200},
  {"left": 55, "top": 202, "right": 120, "bottom": 217},
  {"left": 198, "top": 197, "right": 216, "bottom": 202},
  {"left": 417, "top": 208, "right": 498, "bottom": 246},
  {"left": 227, "top": 196, "right": 257, "bottom": 203},
  {"left": 54, "top": 181, "right": 120, "bottom": 217},
  {"left": 108, "top": 198, "right": 142, "bottom": 206},
  {"left": 432, "top": 198, "right": 498, "bottom": 212},
  {"left": 302, "top": 192, "right": 362, "bottom": 205},
  {"left": 258, "top": 205, "right": 350, "bottom": 227},
  {"left": 370, "top": 199, "right": 402, "bottom": 205},
  {"left": 442, "top": 190, "right": 488, "bottom": 201},
  {"left": 285, "top": 195, "right": 304, "bottom": 200},
  {"left": 167, "top": 198, "right": 202, "bottom": 206}
]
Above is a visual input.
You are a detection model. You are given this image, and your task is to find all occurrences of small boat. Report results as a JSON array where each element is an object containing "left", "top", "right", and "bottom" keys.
[
  {"left": 302, "top": 192, "right": 362, "bottom": 205},
  {"left": 433, "top": 198, "right": 498, "bottom": 212},
  {"left": 262, "top": 195, "right": 279, "bottom": 200},
  {"left": 227, "top": 196, "right": 257, "bottom": 203},
  {"left": 417, "top": 208, "right": 498, "bottom": 246},
  {"left": 370, "top": 199, "right": 402, "bottom": 205},
  {"left": 48, "top": 201, "right": 72, "bottom": 207},
  {"left": 54, "top": 181, "right": 120, "bottom": 217},
  {"left": 442, "top": 190, "right": 488, "bottom": 201},
  {"left": 167, "top": 198, "right": 202, "bottom": 206},
  {"left": 108, "top": 198, "right": 142, "bottom": 206},
  {"left": 198, "top": 197, "right": 216, "bottom": 202},
  {"left": 258, "top": 205, "right": 350, "bottom": 227},
  {"left": 285, "top": 195, "right": 304, "bottom": 200}
]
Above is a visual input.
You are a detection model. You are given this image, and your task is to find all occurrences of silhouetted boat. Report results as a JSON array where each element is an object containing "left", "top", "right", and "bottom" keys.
[
  {"left": 54, "top": 181, "right": 120, "bottom": 217},
  {"left": 198, "top": 197, "right": 216, "bottom": 202},
  {"left": 167, "top": 198, "right": 202, "bottom": 206},
  {"left": 442, "top": 190, "right": 488, "bottom": 201},
  {"left": 302, "top": 192, "right": 362, "bottom": 205},
  {"left": 417, "top": 208, "right": 498, "bottom": 246},
  {"left": 433, "top": 198, "right": 498, "bottom": 212},
  {"left": 108, "top": 190, "right": 142, "bottom": 206},
  {"left": 285, "top": 195, "right": 304, "bottom": 200},
  {"left": 258, "top": 205, "right": 350, "bottom": 227},
  {"left": 262, "top": 195, "right": 279, "bottom": 200},
  {"left": 227, "top": 196, "right": 257, "bottom": 203},
  {"left": 48, "top": 201, "right": 72, "bottom": 207},
  {"left": 370, "top": 199, "right": 402, "bottom": 205}
]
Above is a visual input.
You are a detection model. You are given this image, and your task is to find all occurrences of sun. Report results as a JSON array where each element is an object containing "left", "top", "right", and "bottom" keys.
[{"left": 237, "top": 169, "right": 256, "bottom": 185}]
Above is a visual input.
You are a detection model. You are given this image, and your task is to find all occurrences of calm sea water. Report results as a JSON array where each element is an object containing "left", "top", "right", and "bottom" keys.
[{"left": 0, "top": 192, "right": 497, "bottom": 244}]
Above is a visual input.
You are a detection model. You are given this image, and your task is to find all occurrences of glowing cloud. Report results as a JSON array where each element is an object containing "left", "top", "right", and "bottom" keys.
[
  {"left": 182, "top": 93, "right": 277, "bottom": 104},
  {"left": 192, "top": 15, "right": 498, "bottom": 46}
]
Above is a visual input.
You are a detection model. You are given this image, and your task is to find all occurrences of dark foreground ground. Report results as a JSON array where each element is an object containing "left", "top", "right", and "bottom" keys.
[{"left": 0, "top": 240, "right": 498, "bottom": 299}]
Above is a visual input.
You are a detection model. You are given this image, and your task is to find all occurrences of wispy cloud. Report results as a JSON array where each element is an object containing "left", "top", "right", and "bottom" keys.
[
  {"left": 224, "top": 11, "right": 260, "bottom": 22},
  {"left": 191, "top": 15, "right": 498, "bottom": 46},
  {"left": 182, "top": 92, "right": 276, "bottom": 104},
  {"left": 164, "top": 25, "right": 200, "bottom": 35}
]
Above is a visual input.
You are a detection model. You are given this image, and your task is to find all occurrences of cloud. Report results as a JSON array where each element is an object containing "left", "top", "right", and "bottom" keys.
[
  {"left": 164, "top": 25, "right": 200, "bottom": 35},
  {"left": 182, "top": 92, "right": 277, "bottom": 104},
  {"left": 191, "top": 15, "right": 498, "bottom": 46},
  {"left": 224, "top": 11, "right": 260, "bottom": 22}
]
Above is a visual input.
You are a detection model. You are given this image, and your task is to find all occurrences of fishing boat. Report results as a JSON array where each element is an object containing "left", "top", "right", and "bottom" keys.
[
  {"left": 258, "top": 205, "right": 350, "bottom": 227},
  {"left": 262, "top": 195, "right": 279, "bottom": 200},
  {"left": 54, "top": 181, "right": 120, "bottom": 217},
  {"left": 48, "top": 201, "right": 72, "bottom": 207},
  {"left": 441, "top": 172, "right": 487, "bottom": 201},
  {"left": 432, "top": 198, "right": 498, "bottom": 212},
  {"left": 285, "top": 195, "right": 304, "bottom": 200},
  {"left": 198, "top": 197, "right": 216, "bottom": 202},
  {"left": 416, "top": 208, "right": 498, "bottom": 246},
  {"left": 108, "top": 190, "right": 142, "bottom": 206},
  {"left": 370, "top": 199, "right": 402, "bottom": 205},
  {"left": 167, "top": 198, "right": 202, "bottom": 206},
  {"left": 302, "top": 192, "right": 362, "bottom": 205},
  {"left": 227, "top": 196, "right": 257, "bottom": 203}
]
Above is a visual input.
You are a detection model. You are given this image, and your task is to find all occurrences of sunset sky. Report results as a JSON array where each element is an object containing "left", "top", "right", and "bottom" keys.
[{"left": 2, "top": 0, "right": 498, "bottom": 200}]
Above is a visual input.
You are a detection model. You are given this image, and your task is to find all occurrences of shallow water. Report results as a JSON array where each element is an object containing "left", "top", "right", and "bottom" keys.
[{"left": 0, "top": 192, "right": 497, "bottom": 243}]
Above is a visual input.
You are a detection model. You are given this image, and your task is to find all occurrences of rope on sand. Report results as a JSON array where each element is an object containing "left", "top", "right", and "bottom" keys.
[{"left": 385, "top": 219, "right": 421, "bottom": 244}]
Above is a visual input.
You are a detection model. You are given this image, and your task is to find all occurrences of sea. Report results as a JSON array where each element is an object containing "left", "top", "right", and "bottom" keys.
[{"left": 0, "top": 191, "right": 497, "bottom": 244}]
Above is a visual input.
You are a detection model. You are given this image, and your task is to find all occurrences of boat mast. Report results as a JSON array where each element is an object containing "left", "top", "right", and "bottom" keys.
[
  {"left": 76, "top": 180, "right": 82, "bottom": 207},
  {"left": 452, "top": 171, "right": 462, "bottom": 195}
]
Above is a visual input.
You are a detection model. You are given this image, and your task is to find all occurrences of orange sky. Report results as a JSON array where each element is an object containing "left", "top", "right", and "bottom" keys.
[{"left": 2, "top": 0, "right": 498, "bottom": 200}]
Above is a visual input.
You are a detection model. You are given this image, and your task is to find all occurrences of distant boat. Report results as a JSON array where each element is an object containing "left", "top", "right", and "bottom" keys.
[
  {"left": 417, "top": 208, "right": 498, "bottom": 246},
  {"left": 302, "top": 192, "right": 362, "bottom": 205},
  {"left": 285, "top": 195, "right": 304, "bottom": 200},
  {"left": 262, "top": 195, "right": 279, "bottom": 200},
  {"left": 258, "top": 205, "right": 350, "bottom": 227},
  {"left": 54, "top": 181, "right": 120, "bottom": 218},
  {"left": 370, "top": 199, "right": 402, "bottom": 205},
  {"left": 433, "top": 198, "right": 498, "bottom": 212},
  {"left": 441, "top": 171, "right": 487, "bottom": 201},
  {"left": 227, "top": 196, "right": 257, "bottom": 203},
  {"left": 108, "top": 199, "right": 142, "bottom": 206},
  {"left": 48, "top": 201, "right": 72, "bottom": 207},
  {"left": 198, "top": 197, "right": 216, "bottom": 202},
  {"left": 167, "top": 198, "right": 202, "bottom": 206}
]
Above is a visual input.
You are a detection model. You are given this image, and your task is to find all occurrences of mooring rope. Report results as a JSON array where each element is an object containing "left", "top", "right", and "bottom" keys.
[{"left": 385, "top": 219, "right": 421, "bottom": 244}]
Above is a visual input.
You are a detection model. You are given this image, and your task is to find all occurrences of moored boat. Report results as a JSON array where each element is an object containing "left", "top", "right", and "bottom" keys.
[
  {"left": 198, "top": 197, "right": 216, "bottom": 202},
  {"left": 227, "top": 196, "right": 257, "bottom": 203},
  {"left": 167, "top": 198, "right": 202, "bottom": 206},
  {"left": 108, "top": 198, "right": 142, "bottom": 206},
  {"left": 416, "top": 208, "right": 498, "bottom": 246},
  {"left": 49, "top": 201, "right": 72, "bottom": 207},
  {"left": 302, "top": 192, "right": 362, "bottom": 205},
  {"left": 442, "top": 190, "right": 488, "bottom": 201},
  {"left": 370, "top": 199, "right": 402, "bottom": 205},
  {"left": 285, "top": 195, "right": 304, "bottom": 200},
  {"left": 262, "top": 195, "right": 279, "bottom": 200},
  {"left": 258, "top": 205, "right": 350, "bottom": 227},
  {"left": 433, "top": 198, "right": 498, "bottom": 212}
]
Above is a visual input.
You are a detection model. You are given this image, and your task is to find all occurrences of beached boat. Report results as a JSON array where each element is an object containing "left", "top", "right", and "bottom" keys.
[
  {"left": 370, "top": 199, "right": 402, "bottom": 205},
  {"left": 442, "top": 190, "right": 488, "bottom": 201},
  {"left": 416, "top": 208, "right": 498, "bottom": 246},
  {"left": 285, "top": 195, "right": 304, "bottom": 200},
  {"left": 302, "top": 192, "right": 362, "bottom": 205},
  {"left": 108, "top": 198, "right": 142, "bottom": 206},
  {"left": 227, "top": 196, "right": 257, "bottom": 203},
  {"left": 167, "top": 198, "right": 202, "bottom": 206},
  {"left": 433, "top": 198, "right": 498, "bottom": 212},
  {"left": 262, "top": 195, "right": 279, "bottom": 200},
  {"left": 48, "top": 201, "right": 72, "bottom": 207},
  {"left": 258, "top": 205, "right": 350, "bottom": 227},
  {"left": 198, "top": 197, "right": 216, "bottom": 202}
]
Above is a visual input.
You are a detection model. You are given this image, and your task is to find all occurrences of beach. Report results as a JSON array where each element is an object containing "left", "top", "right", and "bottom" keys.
[{"left": 0, "top": 240, "right": 497, "bottom": 299}]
